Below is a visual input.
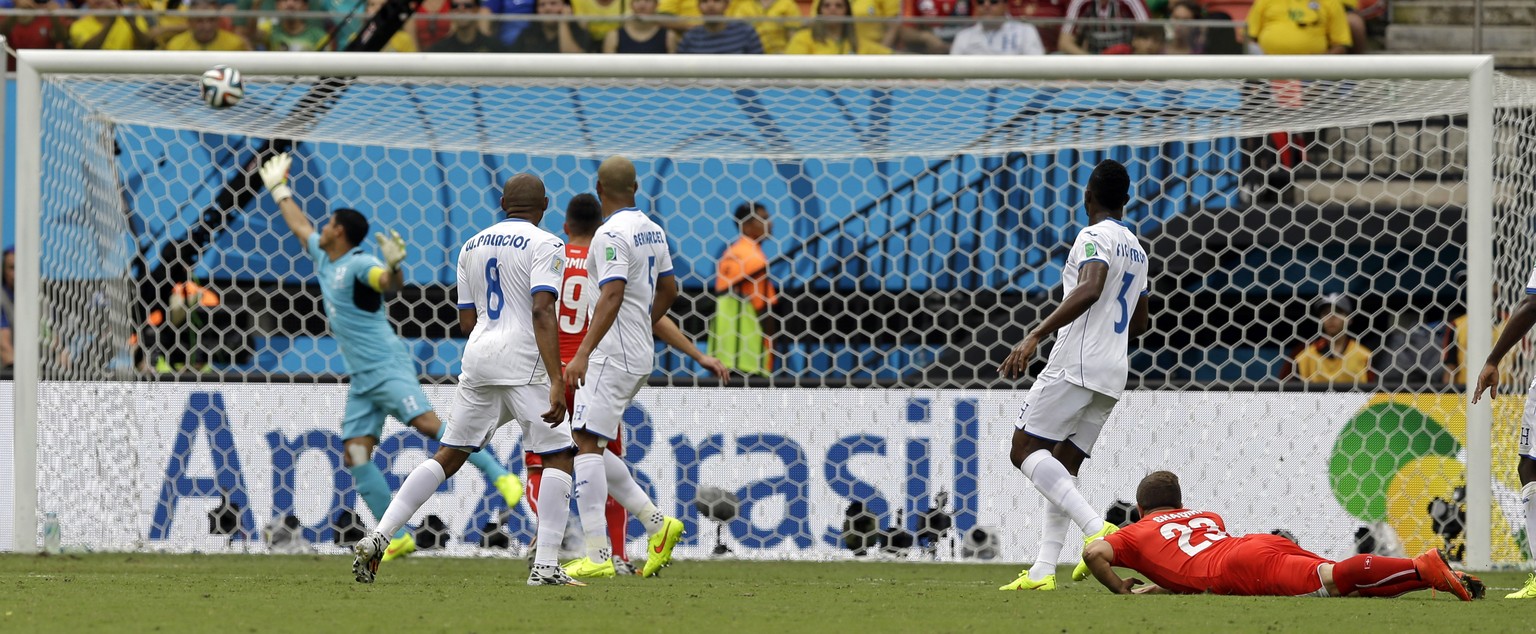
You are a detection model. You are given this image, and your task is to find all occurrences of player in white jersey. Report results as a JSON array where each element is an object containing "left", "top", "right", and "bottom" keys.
[
  {"left": 352, "top": 174, "right": 582, "bottom": 587},
  {"left": 1473, "top": 262, "right": 1536, "bottom": 598},
  {"left": 561, "top": 156, "right": 687, "bottom": 579},
  {"left": 997, "top": 159, "right": 1151, "bottom": 592}
]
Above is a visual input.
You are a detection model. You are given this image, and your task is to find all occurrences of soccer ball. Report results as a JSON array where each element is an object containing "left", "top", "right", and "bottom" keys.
[{"left": 200, "top": 65, "right": 244, "bottom": 110}]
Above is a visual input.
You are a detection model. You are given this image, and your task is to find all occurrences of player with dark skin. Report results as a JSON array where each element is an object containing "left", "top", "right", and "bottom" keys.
[
  {"left": 442, "top": 174, "right": 568, "bottom": 479},
  {"left": 1472, "top": 296, "right": 1536, "bottom": 487},
  {"left": 998, "top": 189, "right": 1151, "bottom": 475}
]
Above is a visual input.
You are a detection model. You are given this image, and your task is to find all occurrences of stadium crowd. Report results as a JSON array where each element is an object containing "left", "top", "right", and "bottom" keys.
[{"left": 0, "top": 0, "right": 1379, "bottom": 57}]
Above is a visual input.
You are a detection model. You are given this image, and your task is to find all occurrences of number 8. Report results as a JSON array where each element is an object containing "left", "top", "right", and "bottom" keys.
[{"left": 485, "top": 258, "right": 504, "bottom": 320}]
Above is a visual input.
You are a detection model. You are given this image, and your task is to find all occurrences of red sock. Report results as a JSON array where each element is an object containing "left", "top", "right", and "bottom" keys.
[
  {"left": 526, "top": 467, "right": 543, "bottom": 516},
  {"left": 1352, "top": 579, "right": 1427, "bottom": 598},
  {"left": 1332, "top": 555, "right": 1425, "bottom": 596},
  {"left": 607, "top": 496, "right": 629, "bottom": 562}
]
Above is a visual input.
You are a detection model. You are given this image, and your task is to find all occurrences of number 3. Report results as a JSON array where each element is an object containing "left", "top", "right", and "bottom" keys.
[{"left": 1112, "top": 271, "right": 1136, "bottom": 334}]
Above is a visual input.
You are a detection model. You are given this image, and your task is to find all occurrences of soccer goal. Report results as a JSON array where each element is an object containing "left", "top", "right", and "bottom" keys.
[{"left": 9, "top": 50, "right": 1536, "bottom": 570}]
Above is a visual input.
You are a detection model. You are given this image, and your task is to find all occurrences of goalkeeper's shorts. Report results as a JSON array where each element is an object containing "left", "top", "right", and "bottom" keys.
[{"left": 341, "top": 369, "right": 433, "bottom": 440}]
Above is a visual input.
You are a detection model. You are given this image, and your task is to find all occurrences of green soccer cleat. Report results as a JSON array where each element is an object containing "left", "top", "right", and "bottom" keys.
[
  {"left": 999, "top": 571, "right": 1056, "bottom": 591},
  {"left": 494, "top": 473, "right": 524, "bottom": 509},
  {"left": 381, "top": 532, "right": 416, "bottom": 563},
  {"left": 1072, "top": 522, "right": 1119, "bottom": 582},
  {"left": 562, "top": 557, "right": 617, "bottom": 579},
  {"left": 642, "top": 517, "right": 685, "bottom": 578},
  {"left": 1506, "top": 573, "right": 1536, "bottom": 599}
]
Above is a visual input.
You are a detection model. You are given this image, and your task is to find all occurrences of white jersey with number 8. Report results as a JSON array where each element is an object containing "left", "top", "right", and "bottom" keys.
[
  {"left": 1043, "top": 218, "right": 1149, "bottom": 399},
  {"left": 587, "top": 207, "right": 674, "bottom": 374},
  {"left": 455, "top": 218, "right": 566, "bottom": 388}
]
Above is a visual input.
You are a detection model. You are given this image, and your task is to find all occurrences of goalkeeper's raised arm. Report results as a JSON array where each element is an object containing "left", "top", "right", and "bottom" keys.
[{"left": 258, "top": 152, "right": 406, "bottom": 292}]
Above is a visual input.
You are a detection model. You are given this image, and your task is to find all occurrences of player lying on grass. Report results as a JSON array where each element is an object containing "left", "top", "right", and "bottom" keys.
[
  {"left": 258, "top": 153, "right": 522, "bottom": 561},
  {"left": 353, "top": 173, "right": 580, "bottom": 586},
  {"left": 1082, "top": 471, "right": 1483, "bottom": 600}
]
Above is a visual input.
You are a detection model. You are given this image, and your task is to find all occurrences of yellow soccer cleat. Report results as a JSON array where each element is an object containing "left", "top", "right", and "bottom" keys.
[
  {"left": 1072, "top": 522, "right": 1119, "bottom": 581},
  {"left": 642, "top": 517, "right": 685, "bottom": 578},
  {"left": 494, "top": 473, "right": 524, "bottom": 509},
  {"left": 999, "top": 571, "right": 1056, "bottom": 591},
  {"left": 380, "top": 532, "right": 416, "bottom": 563},
  {"left": 1506, "top": 573, "right": 1536, "bottom": 599},
  {"left": 562, "top": 557, "right": 617, "bottom": 579}
]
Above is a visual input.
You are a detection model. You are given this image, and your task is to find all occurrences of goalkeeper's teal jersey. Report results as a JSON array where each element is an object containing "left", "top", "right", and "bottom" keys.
[{"left": 307, "top": 233, "right": 412, "bottom": 380}]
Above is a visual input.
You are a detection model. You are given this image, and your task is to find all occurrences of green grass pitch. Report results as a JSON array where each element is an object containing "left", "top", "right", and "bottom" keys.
[{"left": 0, "top": 554, "right": 1529, "bottom": 633}]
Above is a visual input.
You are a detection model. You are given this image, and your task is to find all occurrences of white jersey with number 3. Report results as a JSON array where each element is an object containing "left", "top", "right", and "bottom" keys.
[
  {"left": 455, "top": 218, "right": 566, "bottom": 388},
  {"left": 1043, "top": 219, "right": 1149, "bottom": 399},
  {"left": 588, "top": 207, "right": 674, "bottom": 374}
]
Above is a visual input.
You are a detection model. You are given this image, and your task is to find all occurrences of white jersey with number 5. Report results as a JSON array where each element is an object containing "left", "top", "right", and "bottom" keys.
[
  {"left": 587, "top": 207, "right": 674, "bottom": 374},
  {"left": 455, "top": 218, "right": 566, "bottom": 388},
  {"left": 1043, "top": 218, "right": 1149, "bottom": 399}
]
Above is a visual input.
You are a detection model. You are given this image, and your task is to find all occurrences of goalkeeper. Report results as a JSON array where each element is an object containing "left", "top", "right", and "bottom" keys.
[{"left": 258, "top": 153, "right": 522, "bottom": 561}]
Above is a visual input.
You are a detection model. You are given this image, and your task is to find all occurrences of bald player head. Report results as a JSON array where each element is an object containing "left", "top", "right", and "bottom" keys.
[
  {"left": 500, "top": 173, "right": 549, "bottom": 224},
  {"left": 595, "top": 155, "right": 639, "bottom": 214}
]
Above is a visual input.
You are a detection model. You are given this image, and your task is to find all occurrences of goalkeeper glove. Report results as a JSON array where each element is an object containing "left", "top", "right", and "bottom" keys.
[
  {"left": 259, "top": 152, "right": 293, "bottom": 203},
  {"left": 376, "top": 229, "right": 407, "bottom": 270}
]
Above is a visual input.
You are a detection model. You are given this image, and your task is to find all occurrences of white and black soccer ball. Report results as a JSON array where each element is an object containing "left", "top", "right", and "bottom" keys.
[{"left": 199, "top": 65, "right": 244, "bottom": 110}]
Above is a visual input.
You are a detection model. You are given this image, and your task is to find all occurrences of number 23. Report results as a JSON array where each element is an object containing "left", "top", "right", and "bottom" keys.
[{"left": 1159, "top": 517, "right": 1228, "bottom": 557}]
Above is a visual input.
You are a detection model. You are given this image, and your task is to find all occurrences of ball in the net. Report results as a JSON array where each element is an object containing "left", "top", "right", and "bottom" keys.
[{"left": 200, "top": 65, "right": 244, "bottom": 110}]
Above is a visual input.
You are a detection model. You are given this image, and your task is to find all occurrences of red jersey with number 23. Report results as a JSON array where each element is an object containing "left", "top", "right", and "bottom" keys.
[
  {"left": 557, "top": 244, "right": 592, "bottom": 363},
  {"left": 1102, "top": 509, "right": 1248, "bottom": 594}
]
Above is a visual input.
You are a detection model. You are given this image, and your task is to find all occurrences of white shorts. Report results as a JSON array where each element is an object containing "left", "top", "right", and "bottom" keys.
[
  {"left": 443, "top": 382, "right": 572, "bottom": 455},
  {"left": 1520, "top": 381, "right": 1536, "bottom": 458},
  {"left": 1015, "top": 369, "right": 1118, "bottom": 455},
  {"left": 572, "top": 361, "right": 647, "bottom": 441}
]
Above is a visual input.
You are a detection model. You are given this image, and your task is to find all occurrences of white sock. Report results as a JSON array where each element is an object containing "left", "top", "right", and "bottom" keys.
[
  {"left": 603, "top": 450, "right": 666, "bottom": 535},
  {"left": 1523, "top": 482, "right": 1536, "bottom": 559},
  {"left": 376, "top": 459, "right": 445, "bottom": 538},
  {"left": 573, "top": 453, "right": 611, "bottom": 562},
  {"left": 534, "top": 469, "right": 573, "bottom": 567},
  {"left": 1028, "top": 489, "right": 1072, "bottom": 582},
  {"left": 1020, "top": 450, "right": 1104, "bottom": 536}
]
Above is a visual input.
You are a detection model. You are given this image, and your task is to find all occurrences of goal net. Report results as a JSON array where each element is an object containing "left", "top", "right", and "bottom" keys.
[{"left": 11, "top": 52, "right": 1536, "bottom": 569}]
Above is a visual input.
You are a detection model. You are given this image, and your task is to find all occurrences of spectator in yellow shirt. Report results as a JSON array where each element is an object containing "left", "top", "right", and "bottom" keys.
[
  {"left": 1247, "top": 0, "right": 1350, "bottom": 55},
  {"left": 572, "top": 0, "right": 624, "bottom": 41},
  {"left": 784, "top": 0, "right": 889, "bottom": 53},
  {"left": 657, "top": 0, "right": 702, "bottom": 31},
  {"left": 727, "top": 0, "right": 801, "bottom": 53},
  {"left": 849, "top": 0, "right": 898, "bottom": 49},
  {"left": 70, "top": 0, "right": 153, "bottom": 50},
  {"left": 1282, "top": 294, "right": 1373, "bottom": 384},
  {"left": 163, "top": 0, "right": 251, "bottom": 50}
]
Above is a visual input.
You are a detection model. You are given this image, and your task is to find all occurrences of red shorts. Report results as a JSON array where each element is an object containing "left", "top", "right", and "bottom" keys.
[
  {"left": 525, "top": 384, "right": 621, "bottom": 468},
  {"left": 1214, "top": 535, "right": 1329, "bottom": 597}
]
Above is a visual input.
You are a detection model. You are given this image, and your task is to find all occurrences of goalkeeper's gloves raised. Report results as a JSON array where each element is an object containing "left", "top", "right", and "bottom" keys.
[
  {"left": 376, "top": 229, "right": 407, "bottom": 270},
  {"left": 259, "top": 152, "right": 293, "bottom": 203}
]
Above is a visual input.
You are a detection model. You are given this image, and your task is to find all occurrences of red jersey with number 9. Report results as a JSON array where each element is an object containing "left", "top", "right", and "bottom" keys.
[
  {"left": 1102, "top": 509, "right": 1246, "bottom": 594},
  {"left": 557, "top": 244, "right": 592, "bottom": 364}
]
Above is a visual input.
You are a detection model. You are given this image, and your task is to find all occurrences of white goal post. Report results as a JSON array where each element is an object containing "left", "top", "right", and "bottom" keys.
[{"left": 8, "top": 51, "right": 1518, "bottom": 569}]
